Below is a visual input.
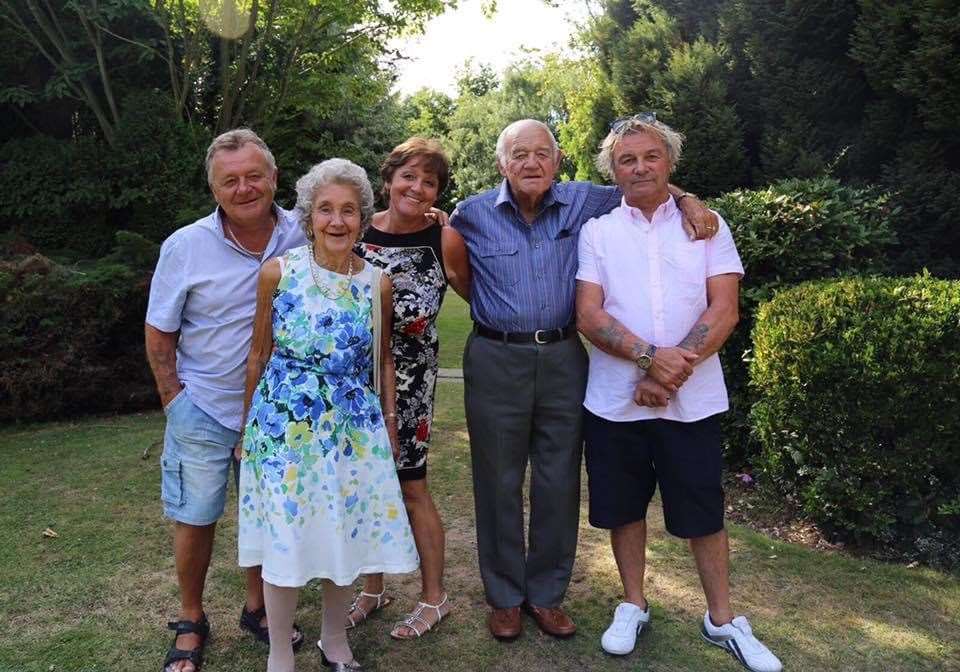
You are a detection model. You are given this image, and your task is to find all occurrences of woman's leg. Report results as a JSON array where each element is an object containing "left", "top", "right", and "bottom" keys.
[
  {"left": 391, "top": 477, "right": 450, "bottom": 637},
  {"left": 403, "top": 478, "right": 447, "bottom": 604},
  {"left": 263, "top": 581, "right": 299, "bottom": 672},
  {"left": 322, "top": 580, "right": 356, "bottom": 663}
]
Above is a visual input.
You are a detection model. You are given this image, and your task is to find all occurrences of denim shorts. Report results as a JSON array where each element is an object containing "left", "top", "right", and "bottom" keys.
[{"left": 160, "top": 389, "right": 240, "bottom": 526}]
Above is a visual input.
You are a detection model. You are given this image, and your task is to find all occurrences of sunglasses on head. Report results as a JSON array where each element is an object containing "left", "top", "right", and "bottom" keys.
[{"left": 609, "top": 112, "right": 657, "bottom": 132}]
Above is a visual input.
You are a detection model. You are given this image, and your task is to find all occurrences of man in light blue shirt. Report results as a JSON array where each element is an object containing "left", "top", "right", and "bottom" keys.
[
  {"left": 451, "top": 119, "right": 717, "bottom": 642},
  {"left": 146, "top": 129, "right": 306, "bottom": 672}
]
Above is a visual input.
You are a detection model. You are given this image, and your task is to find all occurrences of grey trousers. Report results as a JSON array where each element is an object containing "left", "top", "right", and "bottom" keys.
[{"left": 462, "top": 331, "right": 588, "bottom": 608}]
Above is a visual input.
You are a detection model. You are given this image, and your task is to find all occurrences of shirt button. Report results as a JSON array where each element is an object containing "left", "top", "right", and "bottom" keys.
[{"left": 535, "top": 243, "right": 541, "bottom": 249}]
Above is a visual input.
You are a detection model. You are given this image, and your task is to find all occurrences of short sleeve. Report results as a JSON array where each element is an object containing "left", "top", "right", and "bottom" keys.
[
  {"left": 449, "top": 204, "right": 466, "bottom": 234},
  {"left": 705, "top": 212, "right": 745, "bottom": 279},
  {"left": 146, "top": 235, "right": 189, "bottom": 332},
  {"left": 576, "top": 219, "right": 602, "bottom": 285}
]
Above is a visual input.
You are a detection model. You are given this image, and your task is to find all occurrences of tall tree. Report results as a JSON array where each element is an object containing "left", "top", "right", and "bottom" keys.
[
  {"left": 0, "top": 0, "right": 452, "bottom": 140},
  {"left": 0, "top": 0, "right": 165, "bottom": 145}
]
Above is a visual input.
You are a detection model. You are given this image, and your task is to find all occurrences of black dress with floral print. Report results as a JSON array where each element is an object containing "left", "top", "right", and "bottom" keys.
[{"left": 358, "top": 224, "right": 447, "bottom": 481}]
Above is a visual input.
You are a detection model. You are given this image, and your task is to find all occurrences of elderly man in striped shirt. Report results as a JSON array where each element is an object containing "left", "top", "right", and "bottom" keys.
[{"left": 449, "top": 118, "right": 717, "bottom": 642}]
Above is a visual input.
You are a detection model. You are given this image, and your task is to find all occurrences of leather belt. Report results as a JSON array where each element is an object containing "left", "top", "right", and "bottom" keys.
[{"left": 474, "top": 323, "right": 576, "bottom": 345}]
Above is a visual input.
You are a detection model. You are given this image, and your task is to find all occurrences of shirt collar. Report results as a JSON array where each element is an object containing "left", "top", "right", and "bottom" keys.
[
  {"left": 620, "top": 194, "right": 677, "bottom": 225},
  {"left": 495, "top": 179, "right": 569, "bottom": 215}
]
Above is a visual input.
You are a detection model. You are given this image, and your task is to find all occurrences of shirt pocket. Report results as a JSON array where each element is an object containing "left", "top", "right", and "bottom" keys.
[
  {"left": 664, "top": 243, "right": 708, "bottom": 304},
  {"left": 478, "top": 244, "right": 520, "bottom": 287}
]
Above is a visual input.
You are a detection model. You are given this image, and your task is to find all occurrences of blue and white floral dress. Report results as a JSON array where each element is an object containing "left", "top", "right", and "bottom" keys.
[{"left": 238, "top": 245, "right": 418, "bottom": 587}]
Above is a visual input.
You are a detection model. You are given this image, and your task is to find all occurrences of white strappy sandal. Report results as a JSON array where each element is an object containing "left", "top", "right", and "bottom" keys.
[
  {"left": 345, "top": 589, "right": 393, "bottom": 629},
  {"left": 390, "top": 593, "right": 450, "bottom": 640}
]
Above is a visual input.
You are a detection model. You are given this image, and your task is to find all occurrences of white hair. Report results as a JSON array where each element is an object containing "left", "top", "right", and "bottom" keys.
[
  {"left": 205, "top": 128, "right": 276, "bottom": 185},
  {"left": 495, "top": 119, "right": 560, "bottom": 167},
  {"left": 595, "top": 118, "right": 684, "bottom": 180},
  {"left": 294, "top": 158, "right": 375, "bottom": 239}
]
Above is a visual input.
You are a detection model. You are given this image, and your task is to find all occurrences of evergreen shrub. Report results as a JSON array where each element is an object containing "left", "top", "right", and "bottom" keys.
[
  {"left": 709, "top": 177, "right": 896, "bottom": 467},
  {"left": 0, "top": 92, "right": 208, "bottom": 258},
  {"left": 750, "top": 275, "right": 960, "bottom": 567},
  {"left": 0, "top": 232, "right": 159, "bottom": 421}
]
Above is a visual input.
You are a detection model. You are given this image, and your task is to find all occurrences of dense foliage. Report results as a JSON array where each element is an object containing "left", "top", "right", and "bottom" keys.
[
  {"left": 564, "top": 0, "right": 959, "bottom": 276},
  {"left": 750, "top": 275, "right": 960, "bottom": 568},
  {"left": 0, "top": 0, "right": 451, "bottom": 256},
  {"left": 0, "top": 233, "right": 159, "bottom": 421},
  {"left": 709, "top": 178, "right": 897, "bottom": 466}
]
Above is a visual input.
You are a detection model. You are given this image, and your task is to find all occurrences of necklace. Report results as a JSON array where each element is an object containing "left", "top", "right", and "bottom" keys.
[
  {"left": 309, "top": 251, "right": 356, "bottom": 300},
  {"left": 224, "top": 216, "right": 274, "bottom": 259}
]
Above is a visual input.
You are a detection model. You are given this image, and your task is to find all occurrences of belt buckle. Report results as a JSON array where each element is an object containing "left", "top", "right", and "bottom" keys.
[{"left": 534, "top": 329, "right": 551, "bottom": 344}]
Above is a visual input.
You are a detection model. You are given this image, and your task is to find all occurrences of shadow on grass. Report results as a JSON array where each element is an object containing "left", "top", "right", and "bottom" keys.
[{"left": 0, "top": 388, "right": 958, "bottom": 671}]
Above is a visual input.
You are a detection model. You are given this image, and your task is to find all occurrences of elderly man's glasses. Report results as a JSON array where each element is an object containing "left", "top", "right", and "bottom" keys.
[{"left": 609, "top": 112, "right": 657, "bottom": 132}]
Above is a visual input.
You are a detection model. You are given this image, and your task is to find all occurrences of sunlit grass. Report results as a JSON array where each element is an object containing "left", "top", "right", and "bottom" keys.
[{"left": 1, "top": 385, "right": 958, "bottom": 670}]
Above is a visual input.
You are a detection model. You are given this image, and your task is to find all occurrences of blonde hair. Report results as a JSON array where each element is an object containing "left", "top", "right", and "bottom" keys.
[{"left": 595, "top": 118, "right": 684, "bottom": 179}]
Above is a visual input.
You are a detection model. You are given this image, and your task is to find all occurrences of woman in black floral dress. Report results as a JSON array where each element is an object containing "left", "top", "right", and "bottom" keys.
[{"left": 353, "top": 138, "right": 470, "bottom": 639}]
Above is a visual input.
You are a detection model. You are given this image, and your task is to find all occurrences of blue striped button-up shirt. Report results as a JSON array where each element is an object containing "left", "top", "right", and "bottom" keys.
[{"left": 451, "top": 179, "right": 620, "bottom": 332}]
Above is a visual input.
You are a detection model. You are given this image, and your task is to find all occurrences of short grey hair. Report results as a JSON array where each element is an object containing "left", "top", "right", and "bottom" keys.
[
  {"left": 595, "top": 118, "right": 684, "bottom": 180},
  {"left": 294, "top": 158, "right": 375, "bottom": 240},
  {"left": 495, "top": 119, "right": 560, "bottom": 167},
  {"left": 205, "top": 128, "right": 277, "bottom": 185}
]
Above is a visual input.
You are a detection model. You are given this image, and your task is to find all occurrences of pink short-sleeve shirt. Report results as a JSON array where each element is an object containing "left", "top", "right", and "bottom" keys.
[{"left": 576, "top": 196, "right": 744, "bottom": 423}]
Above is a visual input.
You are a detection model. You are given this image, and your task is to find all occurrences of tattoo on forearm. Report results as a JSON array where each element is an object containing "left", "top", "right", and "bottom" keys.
[
  {"left": 597, "top": 317, "right": 627, "bottom": 353},
  {"left": 678, "top": 323, "right": 709, "bottom": 352}
]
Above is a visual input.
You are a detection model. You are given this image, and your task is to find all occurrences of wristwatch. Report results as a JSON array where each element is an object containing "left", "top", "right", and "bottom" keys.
[
  {"left": 634, "top": 343, "right": 657, "bottom": 370},
  {"left": 675, "top": 191, "right": 696, "bottom": 207}
]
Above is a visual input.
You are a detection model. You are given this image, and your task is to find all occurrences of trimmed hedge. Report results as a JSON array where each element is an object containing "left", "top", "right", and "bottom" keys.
[
  {"left": 0, "top": 233, "right": 159, "bottom": 421},
  {"left": 710, "top": 177, "right": 896, "bottom": 467},
  {"left": 750, "top": 275, "right": 960, "bottom": 566}
]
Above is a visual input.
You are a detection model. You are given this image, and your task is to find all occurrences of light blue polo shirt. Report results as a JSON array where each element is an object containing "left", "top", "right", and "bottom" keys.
[{"left": 146, "top": 206, "right": 307, "bottom": 431}]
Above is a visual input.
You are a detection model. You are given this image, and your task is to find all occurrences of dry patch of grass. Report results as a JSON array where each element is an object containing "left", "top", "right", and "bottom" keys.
[{"left": 1, "top": 385, "right": 959, "bottom": 671}]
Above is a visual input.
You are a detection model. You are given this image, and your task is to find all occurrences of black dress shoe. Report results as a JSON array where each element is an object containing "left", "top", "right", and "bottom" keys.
[{"left": 317, "top": 640, "right": 363, "bottom": 670}]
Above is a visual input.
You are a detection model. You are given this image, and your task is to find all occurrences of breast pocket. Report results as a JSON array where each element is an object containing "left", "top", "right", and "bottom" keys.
[
  {"left": 478, "top": 245, "right": 520, "bottom": 287},
  {"left": 664, "top": 243, "right": 708, "bottom": 304}
]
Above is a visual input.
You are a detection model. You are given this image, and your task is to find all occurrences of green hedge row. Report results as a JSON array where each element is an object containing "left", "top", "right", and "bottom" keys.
[
  {"left": 710, "top": 177, "right": 896, "bottom": 467},
  {"left": 0, "top": 233, "right": 159, "bottom": 421},
  {"left": 750, "top": 274, "right": 960, "bottom": 566}
]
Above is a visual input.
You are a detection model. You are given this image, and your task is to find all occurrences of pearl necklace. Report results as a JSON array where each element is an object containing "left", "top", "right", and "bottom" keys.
[{"left": 309, "top": 251, "right": 356, "bottom": 300}]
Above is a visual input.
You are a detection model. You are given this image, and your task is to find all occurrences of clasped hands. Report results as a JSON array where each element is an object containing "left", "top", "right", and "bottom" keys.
[{"left": 633, "top": 346, "right": 698, "bottom": 407}]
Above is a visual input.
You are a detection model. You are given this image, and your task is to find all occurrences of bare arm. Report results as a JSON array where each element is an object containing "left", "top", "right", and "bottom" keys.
[
  {"left": 235, "top": 259, "right": 282, "bottom": 458},
  {"left": 633, "top": 273, "right": 741, "bottom": 408},
  {"left": 675, "top": 273, "right": 741, "bottom": 363},
  {"left": 667, "top": 184, "right": 719, "bottom": 241},
  {"left": 441, "top": 225, "right": 471, "bottom": 301},
  {"left": 145, "top": 324, "right": 182, "bottom": 408},
  {"left": 378, "top": 274, "right": 401, "bottom": 461},
  {"left": 576, "top": 279, "right": 696, "bottom": 392}
]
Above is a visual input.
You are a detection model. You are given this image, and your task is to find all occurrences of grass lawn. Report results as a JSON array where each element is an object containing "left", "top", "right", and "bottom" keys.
[
  {"left": 2, "top": 385, "right": 959, "bottom": 672},
  {"left": 437, "top": 290, "right": 471, "bottom": 369}
]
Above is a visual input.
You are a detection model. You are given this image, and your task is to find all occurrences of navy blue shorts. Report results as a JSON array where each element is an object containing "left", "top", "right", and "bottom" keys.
[{"left": 583, "top": 409, "right": 725, "bottom": 539}]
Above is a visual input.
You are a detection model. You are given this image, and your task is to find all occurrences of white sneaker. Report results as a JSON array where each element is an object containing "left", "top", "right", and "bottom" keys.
[
  {"left": 701, "top": 612, "right": 782, "bottom": 672},
  {"left": 601, "top": 601, "right": 650, "bottom": 655}
]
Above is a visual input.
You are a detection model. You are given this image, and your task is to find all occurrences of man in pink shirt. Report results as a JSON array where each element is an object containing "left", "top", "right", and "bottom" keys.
[{"left": 575, "top": 116, "right": 782, "bottom": 672}]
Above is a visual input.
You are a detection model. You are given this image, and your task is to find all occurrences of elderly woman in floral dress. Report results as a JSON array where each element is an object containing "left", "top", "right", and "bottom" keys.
[{"left": 237, "top": 158, "right": 418, "bottom": 671}]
